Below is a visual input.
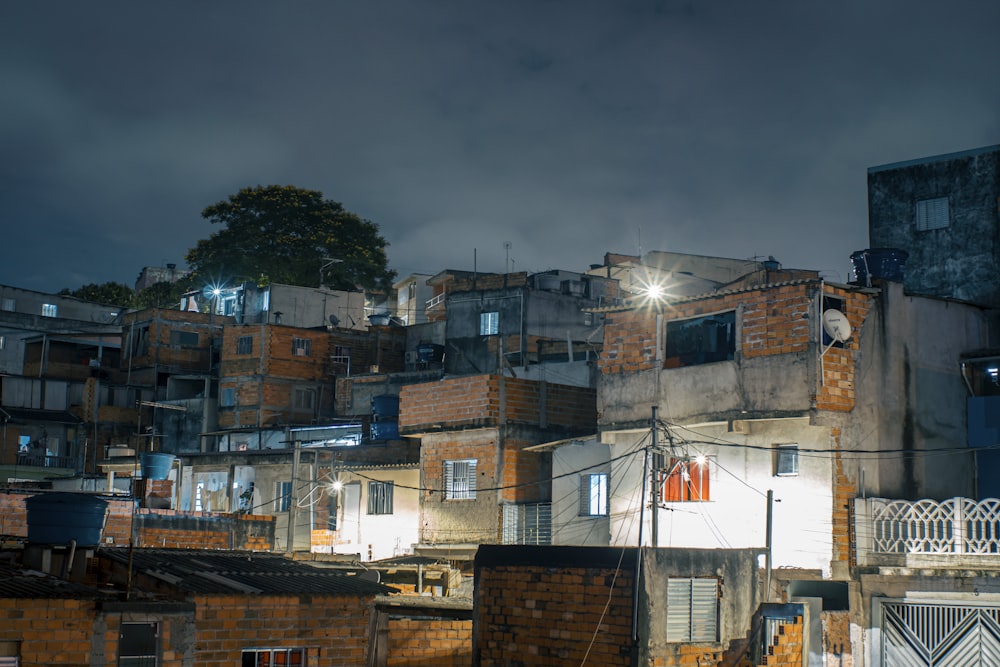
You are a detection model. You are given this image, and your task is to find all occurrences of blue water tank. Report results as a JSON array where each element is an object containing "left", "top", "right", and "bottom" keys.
[
  {"left": 370, "top": 421, "right": 399, "bottom": 441},
  {"left": 372, "top": 395, "right": 400, "bottom": 419},
  {"left": 851, "top": 248, "right": 908, "bottom": 284},
  {"left": 25, "top": 493, "right": 108, "bottom": 546},
  {"left": 141, "top": 452, "right": 176, "bottom": 481}
]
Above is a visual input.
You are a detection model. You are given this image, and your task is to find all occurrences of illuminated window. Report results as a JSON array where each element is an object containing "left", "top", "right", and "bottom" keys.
[
  {"left": 367, "top": 481, "right": 394, "bottom": 515},
  {"left": 292, "top": 338, "right": 311, "bottom": 357},
  {"left": 0, "top": 336, "right": 5, "bottom": 351},
  {"left": 220, "top": 388, "right": 235, "bottom": 408},
  {"left": 480, "top": 311, "right": 499, "bottom": 336},
  {"left": 660, "top": 457, "right": 712, "bottom": 502},
  {"left": 41, "top": 304, "right": 57, "bottom": 318},
  {"left": 666, "top": 578, "right": 718, "bottom": 642},
  {"left": 444, "top": 459, "right": 477, "bottom": 500},
  {"left": 664, "top": 312, "right": 735, "bottom": 368},
  {"left": 579, "top": 473, "right": 608, "bottom": 516},
  {"left": 916, "top": 196, "right": 949, "bottom": 231},
  {"left": 241, "top": 648, "right": 305, "bottom": 666},
  {"left": 119, "top": 622, "right": 158, "bottom": 666},
  {"left": 237, "top": 335, "right": 253, "bottom": 355}
]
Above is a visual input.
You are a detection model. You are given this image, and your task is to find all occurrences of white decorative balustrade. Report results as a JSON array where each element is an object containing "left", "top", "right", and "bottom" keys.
[{"left": 855, "top": 497, "right": 1000, "bottom": 567}]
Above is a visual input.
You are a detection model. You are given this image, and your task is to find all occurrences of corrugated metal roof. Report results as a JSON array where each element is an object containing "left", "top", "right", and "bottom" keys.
[
  {"left": 100, "top": 549, "right": 394, "bottom": 596},
  {"left": 0, "top": 407, "right": 83, "bottom": 424},
  {"left": 0, "top": 562, "right": 106, "bottom": 599}
]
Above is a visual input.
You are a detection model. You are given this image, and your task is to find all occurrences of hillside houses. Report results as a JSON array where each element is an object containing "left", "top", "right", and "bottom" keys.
[{"left": 2, "top": 144, "right": 1000, "bottom": 666}]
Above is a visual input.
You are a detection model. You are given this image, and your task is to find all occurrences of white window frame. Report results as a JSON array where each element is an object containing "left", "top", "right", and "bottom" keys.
[
  {"left": 775, "top": 445, "right": 799, "bottom": 477},
  {"left": 292, "top": 337, "right": 312, "bottom": 357},
  {"left": 274, "top": 481, "right": 292, "bottom": 513},
  {"left": 916, "top": 196, "right": 949, "bottom": 231},
  {"left": 579, "top": 473, "right": 609, "bottom": 516},
  {"left": 444, "top": 459, "right": 477, "bottom": 500},
  {"left": 666, "top": 577, "right": 718, "bottom": 643},
  {"left": 41, "top": 303, "right": 57, "bottom": 318},
  {"left": 480, "top": 311, "right": 499, "bottom": 336},
  {"left": 367, "top": 480, "right": 394, "bottom": 515}
]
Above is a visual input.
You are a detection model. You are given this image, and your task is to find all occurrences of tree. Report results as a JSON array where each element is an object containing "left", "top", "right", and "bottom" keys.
[
  {"left": 135, "top": 279, "right": 192, "bottom": 310},
  {"left": 59, "top": 282, "right": 135, "bottom": 307},
  {"left": 185, "top": 185, "right": 396, "bottom": 294}
]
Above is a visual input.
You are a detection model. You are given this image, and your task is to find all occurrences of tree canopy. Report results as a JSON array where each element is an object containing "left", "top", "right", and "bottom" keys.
[
  {"left": 185, "top": 185, "right": 395, "bottom": 294},
  {"left": 59, "top": 282, "right": 135, "bottom": 307}
]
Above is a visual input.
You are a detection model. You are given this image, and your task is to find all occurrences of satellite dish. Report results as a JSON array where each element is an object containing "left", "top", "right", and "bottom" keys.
[
  {"left": 329, "top": 314, "right": 340, "bottom": 326},
  {"left": 822, "top": 309, "right": 852, "bottom": 343}
]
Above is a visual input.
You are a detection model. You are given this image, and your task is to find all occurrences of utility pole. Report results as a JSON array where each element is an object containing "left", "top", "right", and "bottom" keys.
[
  {"left": 765, "top": 489, "right": 774, "bottom": 602},
  {"left": 286, "top": 436, "right": 301, "bottom": 555},
  {"left": 650, "top": 406, "right": 659, "bottom": 547}
]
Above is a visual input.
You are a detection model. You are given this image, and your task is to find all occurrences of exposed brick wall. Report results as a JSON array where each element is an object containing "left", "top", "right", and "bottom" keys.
[
  {"left": 730, "top": 616, "right": 804, "bottom": 667},
  {"left": 420, "top": 433, "right": 500, "bottom": 545},
  {"left": 194, "top": 594, "right": 375, "bottom": 666},
  {"left": 815, "top": 287, "right": 874, "bottom": 413},
  {"left": 475, "top": 562, "right": 635, "bottom": 666},
  {"left": 821, "top": 611, "right": 853, "bottom": 666},
  {"left": 386, "top": 616, "right": 472, "bottom": 667},
  {"left": 0, "top": 597, "right": 100, "bottom": 665},
  {"left": 830, "top": 429, "right": 855, "bottom": 567},
  {"left": 399, "top": 375, "right": 596, "bottom": 434}
]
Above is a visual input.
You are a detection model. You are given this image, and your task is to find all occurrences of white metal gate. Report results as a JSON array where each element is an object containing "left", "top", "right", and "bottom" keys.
[{"left": 880, "top": 601, "right": 1000, "bottom": 666}]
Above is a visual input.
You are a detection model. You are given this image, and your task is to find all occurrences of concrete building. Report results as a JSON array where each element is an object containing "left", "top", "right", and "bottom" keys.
[{"left": 868, "top": 143, "right": 1000, "bottom": 307}]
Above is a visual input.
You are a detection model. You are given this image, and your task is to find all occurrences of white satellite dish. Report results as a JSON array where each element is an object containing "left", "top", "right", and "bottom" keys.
[{"left": 822, "top": 309, "right": 852, "bottom": 343}]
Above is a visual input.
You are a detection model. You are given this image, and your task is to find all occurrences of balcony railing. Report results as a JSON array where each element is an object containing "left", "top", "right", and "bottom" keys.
[
  {"left": 425, "top": 292, "right": 446, "bottom": 310},
  {"left": 16, "top": 453, "right": 77, "bottom": 469},
  {"left": 855, "top": 497, "right": 1000, "bottom": 567}
]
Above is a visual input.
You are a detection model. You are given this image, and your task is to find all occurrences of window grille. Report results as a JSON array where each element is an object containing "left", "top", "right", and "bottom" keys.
[
  {"left": 41, "top": 303, "right": 58, "bottom": 318},
  {"left": 480, "top": 311, "right": 499, "bottom": 336},
  {"left": 502, "top": 503, "right": 552, "bottom": 544},
  {"left": 241, "top": 648, "right": 305, "bottom": 667},
  {"left": 119, "top": 622, "right": 158, "bottom": 667},
  {"left": 444, "top": 459, "right": 477, "bottom": 499},
  {"left": 237, "top": 335, "right": 253, "bottom": 355},
  {"left": 367, "top": 481, "right": 394, "bottom": 514},
  {"left": 292, "top": 338, "right": 311, "bottom": 357},
  {"left": 293, "top": 388, "right": 315, "bottom": 410}
]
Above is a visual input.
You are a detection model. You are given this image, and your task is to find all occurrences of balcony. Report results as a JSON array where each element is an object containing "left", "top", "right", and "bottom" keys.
[{"left": 855, "top": 497, "right": 1000, "bottom": 569}]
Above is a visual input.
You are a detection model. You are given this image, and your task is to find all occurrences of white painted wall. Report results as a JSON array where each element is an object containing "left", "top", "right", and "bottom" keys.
[
  {"left": 331, "top": 466, "right": 420, "bottom": 561},
  {"left": 551, "top": 438, "right": 611, "bottom": 546}
]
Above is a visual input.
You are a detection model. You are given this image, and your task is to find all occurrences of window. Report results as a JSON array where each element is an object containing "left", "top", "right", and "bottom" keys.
[
  {"left": 660, "top": 457, "right": 712, "bottom": 502},
  {"left": 480, "top": 311, "right": 499, "bottom": 336},
  {"left": 0, "top": 639, "right": 19, "bottom": 667},
  {"left": 0, "top": 298, "right": 14, "bottom": 312},
  {"left": 579, "top": 473, "right": 609, "bottom": 516},
  {"left": 241, "top": 648, "right": 305, "bottom": 666},
  {"left": 274, "top": 481, "right": 291, "bottom": 513},
  {"left": 775, "top": 445, "right": 799, "bottom": 476},
  {"left": 367, "top": 481, "right": 394, "bottom": 514},
  {"left": 327, "top": 491, "right": 338, "bottom": 530},
  {"left": 916, "top": 196, "right": 949, "bottom": 231},
  {"left": 170, "top": 330, "right": 199, "bottom": 347},
  {"left": 41, "top": 303, "right": 57, "bottom": 318},
  {"left": 293, "top": 388, "right": 315, "bottom": 411},
  {"left": 444, "top": 459, "right": 477, "bottom": 500},
  {"left": 666, "top": 578, "right": 718, "bottom": 643},
  {"left": 220, "top": 387, "right": 235, "bottom": 408},
  {"left": 664, "top": 311, "right": 736, "bottom": 368},
  {"left": 119, "top": 622, "right": 158, "bottom": 666},
  {"left": 0, "top": 336, "right": 5, "bottom": 351},
  {"left": 292, "top": 337, "right": 311, "bottom": 357},
  {"left": 237, "top": 335, "right": 253, "bottom": 355}
]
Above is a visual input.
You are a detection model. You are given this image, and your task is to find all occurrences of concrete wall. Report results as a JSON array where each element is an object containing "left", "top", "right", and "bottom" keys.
[
  {"left": 551, "top": 438, "right": 611, "bottom": 546},
  {"left": 326, "top": 466, "right": 420, "bottom": 561},
  {"left": 868, "top": 145, "right": 1000, "bottom": 307}
]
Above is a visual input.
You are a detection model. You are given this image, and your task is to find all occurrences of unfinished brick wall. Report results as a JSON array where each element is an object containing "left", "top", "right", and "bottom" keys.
[
  {"left": 386, "top": 616, "right": 472, "bottom": 667},
  {"left": 475, "top": 560, "right": 635, "bottom": 665},
  {"left": 815, "top": 287, "right": 874, "bottom": 413},
  {"left": 0, "top": 597, "right": 100, "bottom": 665},
  {"left": 399, "top": 375, "right": 596, "bottom": 433},
  {"left": 821, "top": 611, "right": 853, "bottom": 666},
  {"left": 730, "top": 616, "right": 804, "bottom": 667},
  {"left": 194, "top": 593, "right": 375, "bottom": 666},
  {"left": 829, "top": 429, "right": 855, "bottom": 568}
]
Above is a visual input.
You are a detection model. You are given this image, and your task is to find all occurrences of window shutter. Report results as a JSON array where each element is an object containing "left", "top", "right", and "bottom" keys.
[
  {"left": 467, "top": 460, "right": 477, "bottom": 496},
  {"left": 666, "top": 578, "right": 692, "bottom": 641},
  {"left": 579, "top": 475, "right": 591, "bottom": 515},
  {"left": 444, "top": 460, "right": 454, "bottom": 498},
  {"left": 690, "top": 579, "right": 718, "bottom": 642}
]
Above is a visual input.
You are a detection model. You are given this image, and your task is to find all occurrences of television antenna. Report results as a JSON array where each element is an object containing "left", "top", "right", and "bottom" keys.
[{"left": 503, "top": 242, "right": 512, "bottom": 273}]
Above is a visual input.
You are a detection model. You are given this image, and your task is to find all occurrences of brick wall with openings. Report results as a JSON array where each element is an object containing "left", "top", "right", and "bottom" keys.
[
  {"left": 386, "top": 617, "right": 472, "bottom": 667},
  {"left": 420, "top": 432, "right": 500, "bottom": 545},
  {"left": 0, "top": 598, "right": 100, "bottom": 665},
  {"left": 815, "top": 286, "right": 873, "bottom": 413},
  {"left": 821, "top": 611, "right": 853, "bottom": 666},
  {"left": 829, "top": 429, "right": 855, "bottom": 567},
  {"left": 399, "top": 374, "right": 596, "bottom": 434},
  {"left": 474, "top": 555, "right": 636, "bottom": 666},
  {"left": 733, "top": 616, "right": 805, "bottom": 667},
  {"left": 193, "top": 593, "right": 375, "bottom": 667},
  {"left": 0, "top": 492, "right": 273, "bottom": 551}
]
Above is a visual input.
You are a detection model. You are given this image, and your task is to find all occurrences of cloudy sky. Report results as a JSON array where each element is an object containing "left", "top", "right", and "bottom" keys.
[{"left": 2, "top": 1, "right": 998, "bottom": 294}]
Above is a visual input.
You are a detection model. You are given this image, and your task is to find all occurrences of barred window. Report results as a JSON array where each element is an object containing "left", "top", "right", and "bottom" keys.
[
  {"left": 367, "top": 481, "right": 394, "bottom": 515},
  {"left": 237, "top": 335, "right": 253, "bottom": 355},
  {"left": 579, "top": 473, "right": 609, "bottom": 516},
  {"left": 292, "top": 337, "right": 311, "bottom": 357},
  {"left": 444, "top": 459, "right": 477, "bottom": 500}
]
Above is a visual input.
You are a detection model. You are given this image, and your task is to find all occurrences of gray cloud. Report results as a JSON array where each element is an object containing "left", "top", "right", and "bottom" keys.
[{"left": 1, "top": 0, "right": 998, "bottom": 292}]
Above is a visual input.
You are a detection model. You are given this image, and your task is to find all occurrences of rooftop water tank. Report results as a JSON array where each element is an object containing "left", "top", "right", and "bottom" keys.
[
  {"left": 141, "top": 452, "right": 176, "bottom": 481},
  {"left": 25, "top": 493, "right": 108, "bottom": 546},
  {"left": 851, "top": 248, "right": 908, "bottom": 285}
]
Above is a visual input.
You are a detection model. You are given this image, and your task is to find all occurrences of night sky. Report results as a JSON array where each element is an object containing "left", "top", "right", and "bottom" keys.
[{"left": 3, "top": 1, "right": 998, "bottom": 294}]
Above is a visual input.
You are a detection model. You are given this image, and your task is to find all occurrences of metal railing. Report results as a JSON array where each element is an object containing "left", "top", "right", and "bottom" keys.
[
  {"left": 16, "top": 453, "right": 77, "bottom": 469},
  {"left": 860, "top": 497, "right": 1000, "bottom": 556},
  {"left": 425, "top": 293, "right": 446, "bottom": 310},
  {"left": 501, "top": 503, "right": 552, "bottom": 545}
]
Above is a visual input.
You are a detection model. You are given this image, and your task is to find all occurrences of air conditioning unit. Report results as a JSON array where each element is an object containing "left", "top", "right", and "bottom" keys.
[{"left": 405, "top": 351, "right": 420, "bottom": 364}]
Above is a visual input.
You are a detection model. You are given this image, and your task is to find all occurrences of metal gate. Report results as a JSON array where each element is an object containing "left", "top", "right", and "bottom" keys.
[{"left": 880, "top": 601, "right": 1000, "bottom": 666}]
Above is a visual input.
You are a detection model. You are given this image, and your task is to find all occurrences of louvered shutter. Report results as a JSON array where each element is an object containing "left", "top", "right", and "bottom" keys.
[
  {"left": 666, "top": 578, "right": 693, "bottom": 641},
  {"left": 667, "top": 578, "right": 718, "bottom": 642}
]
